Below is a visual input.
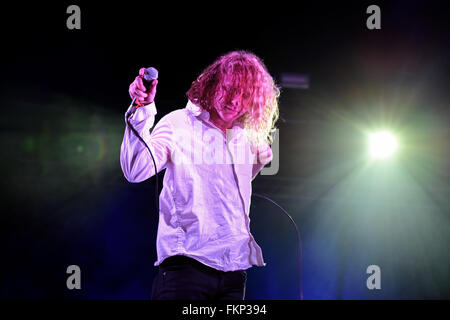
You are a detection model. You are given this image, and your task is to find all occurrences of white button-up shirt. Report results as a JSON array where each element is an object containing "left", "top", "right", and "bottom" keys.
[{"left": 120, "top": 100, "right": 267, "bottom": 271}]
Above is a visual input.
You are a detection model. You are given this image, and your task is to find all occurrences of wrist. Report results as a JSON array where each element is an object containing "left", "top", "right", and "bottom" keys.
[{"left": 135, "top": 99, "right": 154, "bottom": 108}]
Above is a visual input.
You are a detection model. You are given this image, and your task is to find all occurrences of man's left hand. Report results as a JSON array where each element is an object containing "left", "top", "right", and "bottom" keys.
[{"left": 252, "top": 143, "right": 273, "bottom": 165}]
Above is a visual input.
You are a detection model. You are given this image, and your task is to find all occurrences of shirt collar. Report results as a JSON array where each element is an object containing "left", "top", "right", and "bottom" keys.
[
  {"left": 186, "top": 100, "right": 210, "bottom": 121},
  {"left": 185, "top": 100, "right": 245, "bottom": 130}
]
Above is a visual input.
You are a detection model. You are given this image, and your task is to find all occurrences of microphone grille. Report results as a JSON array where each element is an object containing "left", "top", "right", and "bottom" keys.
[{"left": 144, "top": 67, "right": 158, "bottom": 81}]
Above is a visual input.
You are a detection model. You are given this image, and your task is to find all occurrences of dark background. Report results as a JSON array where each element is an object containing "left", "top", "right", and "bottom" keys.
[{"left": 0, "top": 1, "right": 449, "bottom": 299}]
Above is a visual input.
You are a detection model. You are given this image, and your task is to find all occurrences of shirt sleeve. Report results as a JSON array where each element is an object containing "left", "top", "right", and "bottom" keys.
[
  {"left": 251, "top": 162, "right": 265, "bottom": 181},
  {"left": 120, "top": 102, "right": 173, "bottom": 183},
  {"left": 251, "top": 141, "right": 274, "bottom": 180}
]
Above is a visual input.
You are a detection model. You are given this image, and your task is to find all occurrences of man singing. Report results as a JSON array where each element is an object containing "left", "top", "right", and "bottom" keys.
[{"left": 120, "top": 51, "right": 280, "bottom": 300}]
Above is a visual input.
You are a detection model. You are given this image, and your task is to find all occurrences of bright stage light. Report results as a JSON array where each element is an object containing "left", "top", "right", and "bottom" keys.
[{"left": 368, "top": 131, "right": 398, "bottom": 159}]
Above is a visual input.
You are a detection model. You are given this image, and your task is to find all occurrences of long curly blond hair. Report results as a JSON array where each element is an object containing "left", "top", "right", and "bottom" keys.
[{"left": 187, "top": 51, "right": 280, "bottom": 145}]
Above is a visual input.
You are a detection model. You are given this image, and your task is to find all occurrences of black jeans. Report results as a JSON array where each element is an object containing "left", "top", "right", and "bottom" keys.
[{"left": 151, "top": 255, "right": 247, "bottom": 300}]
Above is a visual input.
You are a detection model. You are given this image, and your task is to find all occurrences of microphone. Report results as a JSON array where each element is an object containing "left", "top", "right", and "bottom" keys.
[
  {"left": 131, "top": 67, "right": 159, "bottom": 106},
  {"left": 142, "top": 67, "right": 159, "bottom": 90}
]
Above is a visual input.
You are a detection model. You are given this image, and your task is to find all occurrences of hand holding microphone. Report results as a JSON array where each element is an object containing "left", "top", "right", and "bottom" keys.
[{"left": 129, "top": 67, "right": 159, "bottom": 105}]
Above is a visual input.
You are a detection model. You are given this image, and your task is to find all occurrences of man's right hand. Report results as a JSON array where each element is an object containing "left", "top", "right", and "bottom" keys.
[{"left": 129, "top": 67, "right": 158, "bottom": 105}]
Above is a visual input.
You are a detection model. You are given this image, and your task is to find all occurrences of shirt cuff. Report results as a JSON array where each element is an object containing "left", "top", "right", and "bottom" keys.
[{"left": 133, "top": 102, "right": 157, "bottom": 121}]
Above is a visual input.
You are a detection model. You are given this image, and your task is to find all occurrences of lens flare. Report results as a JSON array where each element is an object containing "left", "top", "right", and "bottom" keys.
[{"left": 369, "top": 131, "right": 398, "bottom": 159}]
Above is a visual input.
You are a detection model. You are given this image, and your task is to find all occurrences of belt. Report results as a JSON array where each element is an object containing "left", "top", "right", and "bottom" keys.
[{"left": 159, "top": 255, "right": 229, "bottom": 275}]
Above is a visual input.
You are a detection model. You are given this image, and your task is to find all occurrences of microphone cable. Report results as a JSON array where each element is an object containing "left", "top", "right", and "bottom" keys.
[
  {"left": 252, "top": 192, "right": 303, "bottom": 300},
  {"left": 125, "top": 97, "right": 159, "bottom": 215},
  {"left": 126, "top": 67, "right": 160, "bottom": 214}
]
